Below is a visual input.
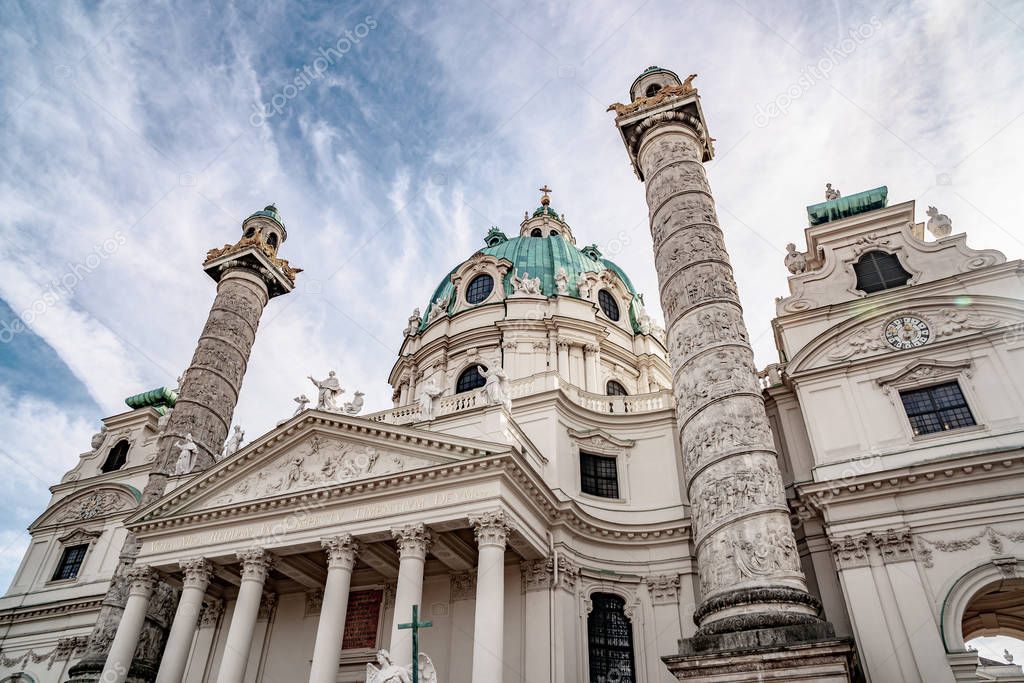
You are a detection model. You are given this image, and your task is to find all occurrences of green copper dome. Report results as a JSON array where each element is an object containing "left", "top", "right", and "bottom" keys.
[
  {"left": 420, "top": 234, "right": 643, "bottom": 332},
  {"left": 246, "top": 204, "right": 285, "bottom": 229}
]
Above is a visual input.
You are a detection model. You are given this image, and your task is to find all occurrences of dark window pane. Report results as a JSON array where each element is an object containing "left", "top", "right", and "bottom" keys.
[
  {"left": 598, "top": 290, "right": 620, "bottom": 321},
  {"left": 465, "top": 274, "right": 494, "bottom": 304},
  {"left": 581, "top": 452, "right": 619, "bottom": 498},
  {"left": 899, "top": 382, "right": 975, "bottom": 435},
  {"left": 456, "top": 366, "right": 486, "bottom": 394},
  {"left": 853, "top": 251, "right": 912, "bottom": 293},
  {"left": 100, "top": 440, "right": 130, "bottom": 473},
  {"left": 606, "top": 381, "right": 628, "bottom": 396},
  {"left": 588, "top": 593, "right": 636, "bottom": 683},
  {"left": 52, "top": 544, "right": 88, "bottom": 581}
]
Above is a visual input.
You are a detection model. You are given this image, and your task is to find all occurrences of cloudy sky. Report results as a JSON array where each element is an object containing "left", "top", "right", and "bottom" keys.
[{"left": 1, "top": 0, "right": 1023, "bottom": 633}]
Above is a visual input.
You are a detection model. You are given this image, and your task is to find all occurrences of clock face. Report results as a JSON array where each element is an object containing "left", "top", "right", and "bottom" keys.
[{"left": 884, "top": 316, "right": 931, "bottom": 350}]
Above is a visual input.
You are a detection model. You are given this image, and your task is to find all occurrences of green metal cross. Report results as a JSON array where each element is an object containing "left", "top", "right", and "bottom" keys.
[{"left": 397, "top": 604, "right": 432, "bottom": 683}]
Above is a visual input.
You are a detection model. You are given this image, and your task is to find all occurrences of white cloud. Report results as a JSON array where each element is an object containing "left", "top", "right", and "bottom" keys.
[{"left": 0, "top": 1, "right": 1022, "bottom": 520}]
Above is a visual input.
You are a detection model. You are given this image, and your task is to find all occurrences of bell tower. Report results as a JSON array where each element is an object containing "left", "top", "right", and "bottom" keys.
[{"left": 611, "top": 68, "right": 852, "bottom": 680}]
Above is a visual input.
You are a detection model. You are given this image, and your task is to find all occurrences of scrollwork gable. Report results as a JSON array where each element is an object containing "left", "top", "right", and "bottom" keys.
[{"left": 777, "top": 216, "right": 1006, "bottom": 315}]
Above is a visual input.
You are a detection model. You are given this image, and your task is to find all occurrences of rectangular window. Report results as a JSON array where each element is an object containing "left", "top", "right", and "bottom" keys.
[
  {"left": 899, "top": 382, "right": 976, "bottom": 436},
  {"left": 580, "top": 452, "right": 620, "bottom": 498},
  {"left": 52, "top": 544, "right": 89, "bottom": 581}
]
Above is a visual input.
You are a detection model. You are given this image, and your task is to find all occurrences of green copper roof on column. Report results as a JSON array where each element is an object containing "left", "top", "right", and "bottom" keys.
[
  {"left": 246, "top": 204, "right": 286, "bottom": 229},
  {"left": 806, "top": 186, "right": 888, "bottom": 226},
  {"left": 124, "top": 386, "right": 178, "bottom": 414},
  {"left": 418, "top": 234, "right": 643, "bottom": 333}
]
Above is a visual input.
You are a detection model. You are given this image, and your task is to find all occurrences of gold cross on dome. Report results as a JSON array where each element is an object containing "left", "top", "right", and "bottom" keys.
[{"left": 539, "top": 184, "right": 552, "bottom": 205}]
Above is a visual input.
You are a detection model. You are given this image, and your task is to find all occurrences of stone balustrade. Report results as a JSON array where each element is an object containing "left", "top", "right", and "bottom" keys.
[{"left": 365, "top": 372, "right": 674, "bottom": 425}]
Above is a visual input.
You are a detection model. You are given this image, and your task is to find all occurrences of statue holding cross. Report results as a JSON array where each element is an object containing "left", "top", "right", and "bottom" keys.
[{"left": 365, "top": 604, "right": 437, "bottom": 683}]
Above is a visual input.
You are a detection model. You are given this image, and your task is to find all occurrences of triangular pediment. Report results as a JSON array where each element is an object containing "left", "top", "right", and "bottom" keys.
[{"left": 134, "top": 411, "right": 508, "bottom": 522}]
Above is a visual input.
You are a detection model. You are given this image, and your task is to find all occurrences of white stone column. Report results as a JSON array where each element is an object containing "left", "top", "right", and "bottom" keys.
[
  {"left": 556, "top": 339, "right": 570, "bottom": 380},
  {"left": 614, "top": 81, "right": 820, "bottom": 636},
  {"left": 308, "top": 535, "right": 359, "bottom": 683},
  {"left": 583, "top": 344, "right": 600, "bottom": 392},
  {"left": 469, "top": 510, "right": 513, "bottom": 683},
  {"left": 100, "top": 564, "right": 157, "bottom": 683},
  {"left": 389, "top": 524, "right": 433, "bottom": 666},
  {"left": 215, "top": 549, "right": 273, "bottom": 683},
  {"left": 156, "top": 558, "right": 213, "bottom": 683}
]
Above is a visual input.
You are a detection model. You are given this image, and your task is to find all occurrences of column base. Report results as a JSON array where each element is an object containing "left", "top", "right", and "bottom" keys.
[
  {"left": 664, "top": 625, "right": 857, "bottom": 682},
  {"left": 66, "top": 657, "right": 159, "bottom": 683}
]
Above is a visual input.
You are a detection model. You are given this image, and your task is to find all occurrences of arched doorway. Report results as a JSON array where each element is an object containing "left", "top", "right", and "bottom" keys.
[{"left": 963, "top": 577, "right": 1024, "bottom": 670}]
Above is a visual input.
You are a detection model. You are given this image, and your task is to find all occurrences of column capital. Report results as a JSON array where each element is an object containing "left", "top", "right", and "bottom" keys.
[
  {"left": 322, "top": 534, "right": 359, "bottom": 570},
  {"left": 126, "top": 564, "right": 158, "bottom": 598},
  {"left": 236, "top": 547, "right": 274, "bottom": 582},
  {"left": 391, "top": 523, "right": 433, "bottom": 559},
  {"left": 179, "top": 557, "right": 214, "bottom": 590},
  {"left": 829, "top": 533, "right": 871, "bottom": 570},
  {"left": 870, "top": 527, "right": 914, "bottom": 564},
  {"left": 199, "top": 598, "right": 224, "bottom": 628},
  {"left": 469, "top": 510, "right": 514, "bottom": 548}
]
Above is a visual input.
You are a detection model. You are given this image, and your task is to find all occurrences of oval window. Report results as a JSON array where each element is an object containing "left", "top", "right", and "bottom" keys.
[
  {"left": 598, "top": 290, "right": 620, "bottom": 321},
  {"left": 465, "top": 274, "right": 494, "bottom": 304}
]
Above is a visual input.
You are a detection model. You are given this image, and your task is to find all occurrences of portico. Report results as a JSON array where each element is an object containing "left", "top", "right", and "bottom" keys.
[{"left": 108, "top": 411, "right": 549, "bottom": 682}]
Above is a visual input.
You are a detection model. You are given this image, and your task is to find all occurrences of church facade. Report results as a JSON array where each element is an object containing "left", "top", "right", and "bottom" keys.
[{"left": 1, "top": 67, "right": 1023, "bottom": 683}]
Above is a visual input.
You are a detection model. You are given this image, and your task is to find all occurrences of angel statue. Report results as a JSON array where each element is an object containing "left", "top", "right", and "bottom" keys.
[
  {"left": 365, "top": 649, "right": 437, "bottom": 683},
  {"left": 478, "top": 363, "right": 511, "bottom": 412},
  {"left": 292, "top": 394, "right": 310, "bottom": 416}
]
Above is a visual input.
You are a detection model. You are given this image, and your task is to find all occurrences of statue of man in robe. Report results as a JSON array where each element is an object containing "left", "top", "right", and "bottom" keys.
[{"left": 308, "top": 371, "right": 343, "bottom": 411}]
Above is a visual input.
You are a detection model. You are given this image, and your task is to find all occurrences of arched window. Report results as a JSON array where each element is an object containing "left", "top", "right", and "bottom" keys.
[
  {"left": 549, "top": 229, "right": 559, "bottom": 236},
  {"left": 244, "top": 227, "right": 256, "bottom": 239},
  {"left": 456, "top": 366, "right": 486, "bottom": 393},
  {"left": 266, "top": 232, "right": 279, "bottom": 249},
  {"left": 645, "top": 83, "right": 662, "bottom": 97},
  {"left": 100, "top": 440, "right": 130, "bottom": 473},
  {"left": 853, "top": 251, "right": 912, "bottom": 293},
  {"left": 587, "top": 593, "right": 636, "bottom": 683},
  {"left": 465, "top": 274, "right": 494, "bottom": 304},
  {"left": 606, "top": 380, "right": 628, "bottom": 396},
  {"left": 530, "top": 228, "right": 543, "bottom": 237},
  {"left": 598, "top": 290, "right": 620, "bottom": 321}
]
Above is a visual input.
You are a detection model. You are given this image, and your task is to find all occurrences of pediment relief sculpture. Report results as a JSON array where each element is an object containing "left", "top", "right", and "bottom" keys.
[
  {"left": 33, "top": 486, "right": 139, "bottom": 529},
  {"left": 197, "top": 434, "right": 438, "bottom": 510}
]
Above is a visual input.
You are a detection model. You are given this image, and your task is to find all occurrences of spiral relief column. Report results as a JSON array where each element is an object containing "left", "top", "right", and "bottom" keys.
[{"left": 611, "top": 69, "right": 825, "bottom": 638}]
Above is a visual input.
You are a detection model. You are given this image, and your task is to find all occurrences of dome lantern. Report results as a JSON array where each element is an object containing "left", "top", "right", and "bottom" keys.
[{"left": 519, "top": 184, "right": 575, "bottom": 243}]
